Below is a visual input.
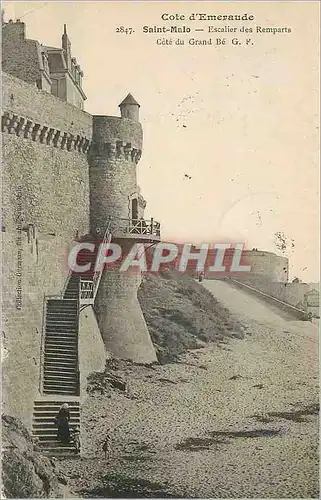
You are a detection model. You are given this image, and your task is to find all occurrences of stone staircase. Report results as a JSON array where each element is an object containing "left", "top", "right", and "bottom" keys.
[
  {"left": 63, "top": 274, "right": 80, "bottom": 300},
  {"left": 32, "top": 400, "right": 80, "bottom": 456},
  {"left": 43, "top": 299, "right": 79, "bottom": 396},
  {"left": 33, "top": 232, "right": 109, "bottom": 457}
]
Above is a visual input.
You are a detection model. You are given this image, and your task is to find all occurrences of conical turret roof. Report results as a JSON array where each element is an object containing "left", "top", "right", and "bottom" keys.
[{"left": 119, "top": 93, "right": 140, "bottom": 107}]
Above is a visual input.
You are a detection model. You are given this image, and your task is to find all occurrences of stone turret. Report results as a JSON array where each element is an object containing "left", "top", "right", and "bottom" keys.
[{"left": 119, "top": 93, "right": 140, "bottom": 122}]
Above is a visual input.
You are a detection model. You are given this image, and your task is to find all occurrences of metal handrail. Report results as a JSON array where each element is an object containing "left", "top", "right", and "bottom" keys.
[
  {"left": 91, "top": 218, "right": 113, "bottom": 300},
  {"left": 75, "top": 291, "right": 81, "bottom": 396},
  {"left": 61, "top": 269, "right": 72, "bottom": 299},
  {"left": 77, "top": 219, "right": 113, "bottom": 304},
  {"left": 38, "top": 295, "right": 47, "bottom": 394}
]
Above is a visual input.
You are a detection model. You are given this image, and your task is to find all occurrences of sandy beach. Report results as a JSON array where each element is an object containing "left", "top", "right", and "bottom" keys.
[{"left": 60, "top": 280, "right": 319, "bottom": 498}]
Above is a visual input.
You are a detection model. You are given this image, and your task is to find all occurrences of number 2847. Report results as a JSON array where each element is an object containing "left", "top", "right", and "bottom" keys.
[{"left": 116, "top": 26, "right": 134, "bottom": 35}]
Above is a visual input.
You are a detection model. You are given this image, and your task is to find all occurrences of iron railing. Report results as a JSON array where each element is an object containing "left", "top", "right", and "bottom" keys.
[
  {"left": 109, "top": 217, "right": 161, "bottom": 238},
  {"left": 64, "top": 217, "right": 160, "bottom": 307},
  {"left": 79, "top": 279, "right": 94, "bottom": 303}
]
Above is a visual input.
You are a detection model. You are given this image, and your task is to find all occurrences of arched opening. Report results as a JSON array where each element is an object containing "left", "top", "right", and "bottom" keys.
[{"left": 131, "top": 198, "right": 138, "bottom": 220}]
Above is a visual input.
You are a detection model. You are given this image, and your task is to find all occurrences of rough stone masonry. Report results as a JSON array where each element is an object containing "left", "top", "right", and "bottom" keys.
[{"left": 2, "top": 20, "right": 159, "bottom": 429}]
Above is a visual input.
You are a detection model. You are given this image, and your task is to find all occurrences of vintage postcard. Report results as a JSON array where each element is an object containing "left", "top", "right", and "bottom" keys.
[{"left": 1, "top": 1, "right": 319, "bottom": 498}]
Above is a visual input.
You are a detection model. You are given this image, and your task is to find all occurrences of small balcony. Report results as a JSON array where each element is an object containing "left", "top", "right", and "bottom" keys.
[{"left": 109, "top": 217, "right": 161, "bottom": 242}]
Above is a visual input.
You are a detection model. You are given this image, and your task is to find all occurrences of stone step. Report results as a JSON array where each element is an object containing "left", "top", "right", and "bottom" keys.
[
  {"left": 45, "top": 349, "right": 77, "bottom": 355},
  {"left": 46, "top": 309, "right": 77, "bottom": 314},
  {"left": 42, "top": 389, "right": 78, "bottom": 395},
  {"left": 33, "top": 420, "right": 79, "bottom": 427},
  {"left": 47, "top": 300, "right": 77, "bottom": 305},
  {"left": 43, "top": 387, "right": 78, "bottom": 394},
  {"left": 43, "top": 388, "right": 79, "bottom": 395},
  {"left": 45, "top": 348, "right": 77, "bottom": 354},
  {"left": 38, "top": 440, "right": 76, "bottom": 449},
  {"left": 34, "top": 400, "right": 79, "bottom": 406},
  {"left": 47, "top": 308, "right": 78, "bottom": 312},
  {"left": 44, "top": 371, "right": 75, "bottom": 380},
  {"left": 33, "top": 412, "right": 79, "bottom": 417},
  {"left": 44, "top": 371, "right": 76, "bottom": 379},
  {"left": 43, "top": 375, "right": 77, "bottom": 382},
  {"left": 43, "top": 379, "right": 78, "bottom": 387},
  {"left": 45, "top": 342, "right": 77, "bottom": 349},
  {"left": 37, "top": 436, "right": 78, "bottom": 444},
  {"left": 46, "top": 323, "right": 78, "bottom": 329},
  {"left": 45, "top": 336, "right": 77, "bottom": 342},
  {"left": 44, "top": 345, "right": 77, "bottom": 352},
  {"left": 34, "top": 436, "right": 77, "bottom": 444},
  {"left": 44, "top": 359, "right": 77, "bottom": 366},
  {"left": 45, "top": 334, "right": 78, "bottom": 340},
  {"left": 47, "top": 307, "right": 77, "bottom": 312},
  {"left": 33, "top": 416, "right": 80, "bottom": 423},
  {"left": 44, "top": 363, "right": 77, "bottom": 371},
  {"left": 43, "top": 383, "right": 78, "bottom": 390},
  {"left": 33, "top": 407, "right": 79, "bottom": 413},
  {"left": 45, "top": 325, "right": 78, "bottom": 331},
  {"left": 46, "top": 318, "right": 77, "bottom": 323},
  {"left": 45, "top": 345, "right": 77, "bottom": 351},
  {"left": 44, "top": 357, "right": 77, "bottom": 363},
  {"left": 45, "top": 344, "right": 77, "bottom": 350},
  {"left": 46, "top": 322, "right": 77, "bottom": 327},
  {"left": 41, "top": 447, "right": 77, "bottom": 455},
  {"left": 44, "top": 364, "right": 77, "bottom": 370},
  {"left": 45, "top": 329, "right": 78, "bottom": 334},
  {"left": 33, "top": 415, "right": 80, "bottom": 422},
  {"left": 44, "top": 356, "right": 77, "bottom": 363},
  {"left": 44, "top": 364, "right": 77, "bottom": 372},
  {"left": 47, "top": 309, "right": 77, "bottom": 314},
  {"left": 46, "top": 324, "right": 78, "bottom": 330},
  {"left": 33, "top": 421, "right": 79, "bottom": 429},
  {"left": 35, "top": 430, "right": 73, "bottom": 437},
  {"left": 33, "top": 406, "right": 79, "bottom": 411},
  {"left": 46, "top": 318, "right": 78, "bottom": 323}
]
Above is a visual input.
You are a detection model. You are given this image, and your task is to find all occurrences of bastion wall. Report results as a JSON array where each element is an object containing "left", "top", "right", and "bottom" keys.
[
  {"left": 242, "top": 251, "right": 289, "bottom": 282},
  {"left": 2, "top": 73, "right": 93, "bottom": 427},
  {"left": 2, "top": 72, "right": 158, "bottom": 427}
]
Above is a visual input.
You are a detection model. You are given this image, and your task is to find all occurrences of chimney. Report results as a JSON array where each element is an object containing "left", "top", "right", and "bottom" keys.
[
  {"left": 3, "top": 19, "right": 26, "bottom": 40},
  {"left": 62, "top": 24, "right": 72, "bottom": 70}
]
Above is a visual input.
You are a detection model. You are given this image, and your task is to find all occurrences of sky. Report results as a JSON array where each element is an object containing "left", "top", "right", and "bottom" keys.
[{"left": 3, "top": 1, "right": 320, "bottom": 281}]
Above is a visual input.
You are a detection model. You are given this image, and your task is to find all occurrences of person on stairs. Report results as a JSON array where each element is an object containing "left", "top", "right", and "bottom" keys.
[{"left": 55, "top": 403, "right": 71, "bottom": 444}]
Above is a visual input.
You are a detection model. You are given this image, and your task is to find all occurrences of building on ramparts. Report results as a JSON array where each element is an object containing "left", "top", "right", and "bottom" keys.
[{"left": 2, "top": 20, "right": 86, "bottom": 108}]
